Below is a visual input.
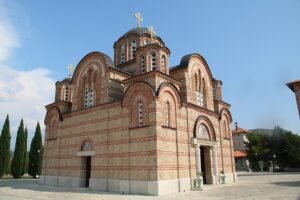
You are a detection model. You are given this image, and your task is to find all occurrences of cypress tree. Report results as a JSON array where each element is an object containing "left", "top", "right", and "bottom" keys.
[
  {"left": 29, "top": 122, "right": 42, "bottom": 178},
  {"left": 22, "top": 127, "right": 28, "bottom": 175},
  {"left": 0, "top": 115, "right": 11, "bottom": 177},
  {"left": 11, "top": 119, "right": 25, "bottom": 178}
]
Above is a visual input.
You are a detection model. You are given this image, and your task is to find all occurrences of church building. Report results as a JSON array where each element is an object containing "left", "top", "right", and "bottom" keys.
[{"left": 41, "top": 16, "right": 236, "bottom": 195}]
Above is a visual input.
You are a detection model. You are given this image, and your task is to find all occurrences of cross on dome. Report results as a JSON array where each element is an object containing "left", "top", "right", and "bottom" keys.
[
  {"left": 135, "top": 12, "right": 143, "bottom": 28},
  {"left": 148, "top": 26, "right": 156, "bottom": 40}
]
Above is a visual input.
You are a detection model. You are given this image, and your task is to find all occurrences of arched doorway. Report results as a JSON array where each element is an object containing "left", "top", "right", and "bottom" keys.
[
  {"left": 192, "top": 120, "right": 219, "bottom": 185},
  {"left": 197, "top": 124, "right": 210, "bottom": 184}
]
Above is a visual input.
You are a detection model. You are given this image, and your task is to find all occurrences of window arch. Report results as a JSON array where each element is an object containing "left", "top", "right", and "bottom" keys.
[
  {"left": 121, "top": 44, "right": 125, "bottom": 64},
  {"left": 196, "top": 124, "right": 210, "bottom": 140},
  {"left": 64, "top": 86, "right": 69, "bottom": 101},
  {"left": 165, "top": 101, "right": 171, "bottom": 127},
  {"left": 48, "top": 119, "right": 58, "bottom": 140},
  {"left": 161, "top": 55, "right": 166, "bottom": 73},
  {"left": 151, "top": 53, "right": 156, "bottom": 71},
  {"left": 134, "top": 96, "right": 146, "bottom": 127},
  {"left": 131, "top": 40, "right": 137, "bottom": 59},
  {"left": 82, "top": 69, "right": 97, "bottom": 109},
  {"left": 81, "top": 141, "right": 93, "bottom": 151},
  {"left": 194, "top": 70, "right": 207, "bottom": 108},
  {"left": 141, "top": 56, "right": 146, "bottom": 74}
]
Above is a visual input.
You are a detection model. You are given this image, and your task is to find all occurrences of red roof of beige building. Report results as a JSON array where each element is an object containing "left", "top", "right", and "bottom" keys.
[{"left": 234, "top": 150, "right": 247, "bottom": 158}]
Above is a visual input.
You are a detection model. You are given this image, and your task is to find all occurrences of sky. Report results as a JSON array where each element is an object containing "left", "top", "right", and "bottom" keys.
[{"left": 0, "top": 0, "right": 299, "bottom": 148}]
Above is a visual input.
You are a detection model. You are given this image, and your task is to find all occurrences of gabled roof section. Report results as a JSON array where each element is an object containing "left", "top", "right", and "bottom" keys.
[
  {"left": 286, "top": 80, "right": 300, "bottom": 92},
  {"left": 170, "top": 53, "right": 210, "bottom": 71}
]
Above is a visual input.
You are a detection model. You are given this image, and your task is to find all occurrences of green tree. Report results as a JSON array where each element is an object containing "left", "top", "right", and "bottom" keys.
[
  {"left": 22, "top": 127, "right": 28, "bottom": 175},
  {"left": 11, "top": 119, "right": 26, "bottom": 178},
  {"left": 247, "top": 126, "right": 300, "bottom": 170},
  {"left": 0, "top": 115, "right": 11, "bottom": 177},
  {"left": 28, "top": 122, "right": 43, "bottom": 178}
]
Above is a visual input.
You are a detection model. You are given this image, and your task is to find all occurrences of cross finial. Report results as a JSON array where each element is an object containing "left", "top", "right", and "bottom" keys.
[
  {"left": 67, "top": 64, "right": 74, "bottom": 78},
  {"left": 135, "top": 12, "right": 143, "bottom": 28},
  {"left": 148, "top": 26, "right": 156, "bottom": 40}
]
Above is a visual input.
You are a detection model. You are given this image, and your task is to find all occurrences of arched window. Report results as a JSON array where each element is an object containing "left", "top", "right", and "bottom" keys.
[
  {"left": 165, "top": 101, "right": 171, "bottom": 127},
  {"left": 151, "top": 53, "right": 156, "bottom": 71},
  {"left": 83, "top": 73, "right": 96, "bottom": 109},
  {"left": 57, "top": 87, "right": 61, "bottom": 101},
  {"left": 161, "top": 55, "right": 166, "bottom": 73},
  {"left": 141, "top": 56, "right": 145, "bottom": 74},
  {"left": 121, "top": 44, "right": 125, "bottom": 64},
  {"left": 48, "top": 119, "right": 58, "bottom": 139},
  {"left": 223, "top": 121, "right": 227, "bottom": 138},
  {"left": 194, "top": 73, "right": 201, "bottom": 106},
  {"left": 64, "top": 86, "right": 69, "bottom": 101},
  {"left": 131, "top": 40, "right": 136, "bottom": 59},
  {"left": 196, "top": 124, "right": 210, "bottom": 140},
  {"left": 137, "top": 98, "right": 143, "bottom": 127},
  {"left": 81, "top": 141, "right": 92, "bottom": 151},
  {"left": 200, "top": 78, "right": 206, "bottom": 107}
]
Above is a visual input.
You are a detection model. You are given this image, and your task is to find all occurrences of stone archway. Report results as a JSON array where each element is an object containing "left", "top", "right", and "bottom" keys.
[{"left": 192, "top": 121, "right": 219, "bottom": 185}]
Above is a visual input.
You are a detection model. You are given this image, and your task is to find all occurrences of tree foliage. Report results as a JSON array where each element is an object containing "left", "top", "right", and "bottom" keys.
[
  {"left": 22, "top": 127, "right": 28, "bottom": 175},
  {"left": 0, "top": 115, "right": 11, "bottom": 177},
  {"left": 11, "top": 119, "right": 26, "bottom": 178},
  {"left": 28, "top": 122, "right": 43, "bottom": 178},
  {"left": 246, "top": 126, "right": 300, "bottom": 170}
]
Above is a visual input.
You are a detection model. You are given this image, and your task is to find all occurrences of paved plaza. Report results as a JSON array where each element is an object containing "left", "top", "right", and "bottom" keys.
[{"left": 0, "top": 173, "right": 299, "bottom": 200}]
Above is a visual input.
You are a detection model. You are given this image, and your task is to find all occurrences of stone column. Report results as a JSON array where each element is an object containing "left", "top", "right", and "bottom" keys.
[
  {"left": 195, "top": 144, "right": 201, "bottom": 174},
  {"left": 212, "top": 146, "right": 219, "bottom": 184}
]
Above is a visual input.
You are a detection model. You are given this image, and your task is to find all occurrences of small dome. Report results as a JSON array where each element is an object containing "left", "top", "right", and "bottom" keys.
[{"left": 122, "top": 27, "right": 152, "bottom": 38}]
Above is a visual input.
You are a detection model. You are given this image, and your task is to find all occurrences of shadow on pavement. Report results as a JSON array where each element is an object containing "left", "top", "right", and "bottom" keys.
[
  {"left": 0, "top": 179, "right": 126, "bottom": 196},
  {"left": 271, "top": 181, "right": 300, "bottom": 187}
]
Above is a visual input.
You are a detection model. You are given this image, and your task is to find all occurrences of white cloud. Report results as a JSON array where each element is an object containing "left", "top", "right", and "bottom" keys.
[
  {"left": 0, "top": 2, "right": 20, "bottom": 61},
  {"left": 0, "top": 1, "right": 55, "bottom": 148},
  {"left": 0, "top": 65, "right": 55, "bottom": 145}
]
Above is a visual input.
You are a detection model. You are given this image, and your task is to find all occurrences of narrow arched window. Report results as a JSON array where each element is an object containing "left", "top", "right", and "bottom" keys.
[
  {"left": 121, "top": 44, "right": 125, "bottom": 64},
  {"left": 131, "top": 40, "right": 137, "bottom": 59},
  {"left": 223, "top": 121, "right": 227, "bottom": 138},
  {"left": 165, "top": 101, "right": 171, "bottom": 127},
  {"left": 200, "top": 78, "right": 206, "bottom": 107},
  {"left": 84, "top": 84, "right": 89, "bottom": 108},
  {"left": 89, "top": 84, "right": 94, "bottom": 107},
  {"left": 141, "top": 56, "right": 145, "bottom": 74},
  {"left": 64, "top": 86, "right": 69, "bottom": 101},
  {"left": 161, "top": 55, "right": 166, "bottom": 72},
  {"left": 137, "top": 99, "right": 143, "bottom": 127},
  {"left": 151, "top": 53, "right": 156, "bottom": 71}
]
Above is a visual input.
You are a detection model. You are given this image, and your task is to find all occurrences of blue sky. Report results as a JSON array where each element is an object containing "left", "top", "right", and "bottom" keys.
[{"left": 0, "top": 0, "right": 299, "bottom": 147}]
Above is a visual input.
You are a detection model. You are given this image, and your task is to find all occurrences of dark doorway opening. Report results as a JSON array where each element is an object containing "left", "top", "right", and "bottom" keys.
[
  {"left": 200, "top": 146, "right": 206, "bottom": 184},
  {"left": 85, "top": 156, "right": 91, "bottom": 187}
]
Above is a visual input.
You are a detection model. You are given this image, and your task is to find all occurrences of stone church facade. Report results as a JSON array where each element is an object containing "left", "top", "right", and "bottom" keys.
[{"left": 41, "top": 26, "right": 237, "bottom": 195}]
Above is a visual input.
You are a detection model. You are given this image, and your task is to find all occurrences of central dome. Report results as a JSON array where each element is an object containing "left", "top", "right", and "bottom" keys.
[{"left": 122, "top": 27, "right": 152, "bottom": 37}]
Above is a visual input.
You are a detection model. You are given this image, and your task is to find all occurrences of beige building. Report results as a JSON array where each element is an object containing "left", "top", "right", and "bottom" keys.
[
  {"left": 41, "top": 25, "right": 237, "bottom": 195},
  {"left": 287, "top": 80, "right": 300, "bottom": 117},
  {"left": 232, "top": 123, "right": 251, "bottom": 171}
]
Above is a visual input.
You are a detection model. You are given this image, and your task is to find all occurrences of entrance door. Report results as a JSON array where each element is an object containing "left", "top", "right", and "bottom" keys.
[
  {"left": 200, "top": 146, "right": 206, "bottom": 184},
  {"left": 85, "top": 156, "right": 91, "bottom": 187}
]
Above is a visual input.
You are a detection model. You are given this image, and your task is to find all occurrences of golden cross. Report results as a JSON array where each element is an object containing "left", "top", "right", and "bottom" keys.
[
  {"left": 135, "top": 12, "right": 143, "bottom": 28},
  {"left": 67, "top": 64, "right": 74, "bottom": 78},
  {"left": 148, "top": 26, "right": 156, "bottom": 40}
]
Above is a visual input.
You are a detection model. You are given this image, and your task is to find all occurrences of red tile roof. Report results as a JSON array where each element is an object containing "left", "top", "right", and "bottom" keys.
[
  {"left": 234, "top": 150, "right": 247, "bottom": 158},
  {"left": 232, "top": 127, "right": 251, "bottom": 134}
]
